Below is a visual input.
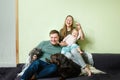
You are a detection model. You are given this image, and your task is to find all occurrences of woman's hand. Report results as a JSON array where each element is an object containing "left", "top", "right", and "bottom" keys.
[{"left": 59, "top": 41, "right": 67, "bottom": 46}]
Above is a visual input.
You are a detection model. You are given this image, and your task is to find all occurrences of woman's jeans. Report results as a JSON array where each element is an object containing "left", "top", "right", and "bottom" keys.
[
  {"left": 64, "top": 48, "right": 94, "bottom": 68},
  {"left": 21, "top": 59, "right": 57, "bottom": 80}
]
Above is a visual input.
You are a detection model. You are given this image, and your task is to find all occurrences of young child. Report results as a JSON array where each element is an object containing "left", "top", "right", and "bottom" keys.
[
  {"left": 60, "top": 28, "right": 83, "bottom": 58},
  {"left": 17, "top": 48, "right": 42, "bottom": 76}
]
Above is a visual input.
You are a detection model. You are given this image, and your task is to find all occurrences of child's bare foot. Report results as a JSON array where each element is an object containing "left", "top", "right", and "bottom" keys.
[
  {"left": 77, "top": 48, "right": 83, "bottom": 54},
  {"left": 80, "top": 51, "right": 83, "bottom": 54},
  {"left": 84, "top": 67, "right": 91, "bottom": 76}
]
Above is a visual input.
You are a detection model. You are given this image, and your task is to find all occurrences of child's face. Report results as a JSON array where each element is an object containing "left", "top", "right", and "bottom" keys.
[
  {"left": 72, "top": 29, "right": 78, "bottom": 38},
  {"left": 32, "top": 55, "right": 37, "bottom": 60}
]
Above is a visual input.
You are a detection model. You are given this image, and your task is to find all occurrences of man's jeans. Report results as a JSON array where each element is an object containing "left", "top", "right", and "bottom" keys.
[{"left": 21, "top": 59, "right": 57, "bottom": 80}]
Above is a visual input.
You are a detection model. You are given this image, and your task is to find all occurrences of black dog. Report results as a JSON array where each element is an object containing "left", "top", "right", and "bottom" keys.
[{"left": 46, "top": 53, "right": 81, "bottom": 80}]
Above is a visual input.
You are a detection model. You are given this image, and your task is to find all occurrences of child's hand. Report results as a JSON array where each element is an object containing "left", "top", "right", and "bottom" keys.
[{"left": 76, "top": 22, "right": 81, "bottom": 30}]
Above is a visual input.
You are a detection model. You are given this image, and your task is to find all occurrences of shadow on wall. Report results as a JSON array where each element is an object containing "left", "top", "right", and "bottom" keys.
[{"left": 76, "top": 36, "right": 94, "bottom": 50}]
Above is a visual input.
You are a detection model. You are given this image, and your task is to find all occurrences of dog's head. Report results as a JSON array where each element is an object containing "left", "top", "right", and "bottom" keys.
[
  {"left": 29, "top": 48, "right": 43, "bottom": 60},
  {"left": 49, "top": 53, "right": 68, "bottom": 66},
  {"left": 49, "top": 53, "right": 81, "bottom": 79},
  {"left": 46, "top": 53, "right": 81, "bottom": 80}
]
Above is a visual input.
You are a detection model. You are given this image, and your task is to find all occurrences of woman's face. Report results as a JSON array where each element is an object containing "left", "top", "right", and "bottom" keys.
[{"left": 65, "top": 16, "right": 73, "bottom": 27}]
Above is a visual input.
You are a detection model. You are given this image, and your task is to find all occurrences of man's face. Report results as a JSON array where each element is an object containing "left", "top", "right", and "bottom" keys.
[{"left": 50, "top": 33, "right": 59, "bottom": 45}]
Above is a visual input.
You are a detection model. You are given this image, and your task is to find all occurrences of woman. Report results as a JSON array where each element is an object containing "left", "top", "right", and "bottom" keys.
[
  {"left": 59, "top": 15, "right": 93, "bottom": 76},
  {"left": 59, "top": 15, "right": 84, "bottom": 41}
]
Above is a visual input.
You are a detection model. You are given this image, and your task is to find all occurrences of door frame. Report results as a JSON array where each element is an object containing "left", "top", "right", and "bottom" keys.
[{"left": 16, "top": 0, "right": 19, "bottom": 64}]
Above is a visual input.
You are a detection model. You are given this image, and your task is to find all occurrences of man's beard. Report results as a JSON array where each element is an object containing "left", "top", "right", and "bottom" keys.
[{"left": 52, "top": 43, "right": 59, "bottom": 46}]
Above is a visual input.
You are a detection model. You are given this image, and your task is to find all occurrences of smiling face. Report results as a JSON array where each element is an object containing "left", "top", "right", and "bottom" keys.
[
  {"left": 71, "top": 29, "right": 79, "bottom": 38},
  {"left": 50, "top": 33, "right": 59, "bottom": 45},
  {"left": 49, "top": 30, "right": 60, "bottom": 45},
  {"left": 65, "top": 16, "right": 73, "bottom": 27}
]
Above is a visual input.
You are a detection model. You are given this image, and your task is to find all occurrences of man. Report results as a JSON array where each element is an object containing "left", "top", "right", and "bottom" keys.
[{"left": 21, "top": 30, "right": 62, "bottom": 80}]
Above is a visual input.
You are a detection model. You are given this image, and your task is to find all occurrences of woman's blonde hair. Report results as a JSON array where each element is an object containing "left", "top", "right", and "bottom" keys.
[{"left": 60, "top": 15, "right": 75, "bottom": 41}]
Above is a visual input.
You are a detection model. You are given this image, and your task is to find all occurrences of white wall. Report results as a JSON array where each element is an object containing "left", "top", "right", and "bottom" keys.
[{"left": 0, "top": 0, "right": 16, "bottom": 67}]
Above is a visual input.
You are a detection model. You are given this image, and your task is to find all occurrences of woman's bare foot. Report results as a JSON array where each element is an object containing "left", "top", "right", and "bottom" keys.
[{"left": 84, "top": 67, "right": 91, "bottom": 76}]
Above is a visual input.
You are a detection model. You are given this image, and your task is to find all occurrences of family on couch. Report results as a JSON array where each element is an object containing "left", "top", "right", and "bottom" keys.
[{"left": 19, "top": 15, "right": 95, "bottom": 80}]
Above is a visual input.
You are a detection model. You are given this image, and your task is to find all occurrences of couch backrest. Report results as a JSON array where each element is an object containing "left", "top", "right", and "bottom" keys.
[{"left": 93, "top": 54, "right": 120, "bottom": 71}]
